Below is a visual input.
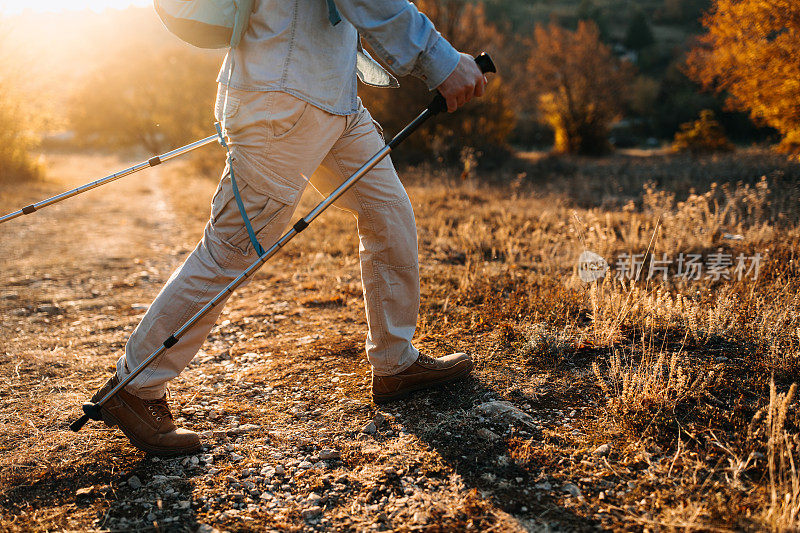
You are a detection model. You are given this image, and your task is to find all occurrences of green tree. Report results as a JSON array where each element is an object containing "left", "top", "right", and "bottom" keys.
[{"left": 624, "top": 9, "right": 655, "bottom": 51}]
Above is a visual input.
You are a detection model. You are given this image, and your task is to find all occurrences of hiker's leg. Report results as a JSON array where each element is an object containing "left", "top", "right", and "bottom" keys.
[
  {"left": 309, "top": 99, "right": 420, "bottom": 376},
  {"left": 117, "top": 90, "right": 345, "bottom": 399}
]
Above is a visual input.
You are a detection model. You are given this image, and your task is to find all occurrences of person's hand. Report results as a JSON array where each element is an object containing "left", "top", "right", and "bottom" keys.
[{"left": 437, "top": 53, "right": 487, "bottom": 113}]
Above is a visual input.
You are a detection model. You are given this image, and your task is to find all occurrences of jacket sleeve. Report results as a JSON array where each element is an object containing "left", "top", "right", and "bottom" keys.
[{"left": 332, "top": 0, "right": 460, "bottom": 90}]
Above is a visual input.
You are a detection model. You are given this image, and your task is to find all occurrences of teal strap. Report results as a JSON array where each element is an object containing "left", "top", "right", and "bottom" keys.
[
  {"left": 215, "top": 122, "right": 264, "bottom": 256},
  {"left": 326, "top": 0, "right": 341, "bottom": 25}
]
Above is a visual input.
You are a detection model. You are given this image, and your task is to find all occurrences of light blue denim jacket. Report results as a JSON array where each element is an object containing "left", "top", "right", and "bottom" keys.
[{"left": 217, "top": 0, "right": 461, "bottom": 115}]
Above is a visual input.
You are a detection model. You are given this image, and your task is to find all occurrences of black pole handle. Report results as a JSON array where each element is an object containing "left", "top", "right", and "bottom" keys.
[{"left": 427, "top": 52, "right": 497, "bottom": 115}]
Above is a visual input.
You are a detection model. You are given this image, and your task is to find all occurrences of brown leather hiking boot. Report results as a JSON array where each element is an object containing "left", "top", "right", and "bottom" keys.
[
  {"left": 91, "top": 375, "right": 202, "bottom": 457},
  {"left": 372, "top": 353, "right": 473, "bottom": 404}
]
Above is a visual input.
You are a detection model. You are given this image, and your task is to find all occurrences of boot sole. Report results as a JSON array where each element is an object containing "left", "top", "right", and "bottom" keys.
[
  {"left": 101, "top": 409, "right": 202, "bottom": 458},
  {"left": 372, "top": 361, "right": 474, "bottom": 404}
]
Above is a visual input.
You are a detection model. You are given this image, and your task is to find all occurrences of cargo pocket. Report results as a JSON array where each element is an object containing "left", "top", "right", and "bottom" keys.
[{"left": 210, "top": 153, "right": 299, "bottom": 256}]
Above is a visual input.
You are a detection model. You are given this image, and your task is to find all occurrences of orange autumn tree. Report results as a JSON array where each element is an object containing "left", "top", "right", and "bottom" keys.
[
  {"left": 359, "top": 0, "right": 515, "bottom": 163},
  {"left": 686, "top": 0, "right": 800, "bottom": 151},
  {"left": 526, "top": 21, "right": 633, "bottom": 155}
]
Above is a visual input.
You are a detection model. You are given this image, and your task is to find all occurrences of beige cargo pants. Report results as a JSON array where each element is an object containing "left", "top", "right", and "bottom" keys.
[{"left": 117, "top": 87, "right": 420, "bottom": 399}]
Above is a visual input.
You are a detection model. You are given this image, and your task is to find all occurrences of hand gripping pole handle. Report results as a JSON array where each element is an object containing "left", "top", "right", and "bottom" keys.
[
  {"left": 70, "top": 52, "right": 496, "bottom": 433},
  {"left": 426, "top": 52, "right": 497, "bottom": 115}
]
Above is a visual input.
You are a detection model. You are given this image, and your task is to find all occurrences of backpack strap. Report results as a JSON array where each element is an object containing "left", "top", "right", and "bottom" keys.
[
  {"left": 326, "top": 0, "right": 341, "bottom": 25},
  {"left": 215, "top": 122, "right": 265, "bottom": 256}
]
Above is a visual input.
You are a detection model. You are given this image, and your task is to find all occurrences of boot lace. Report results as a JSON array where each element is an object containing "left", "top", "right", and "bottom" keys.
[
  {"left": 417, "top": 353, "right": 438, "bottom": 366},
  {"left": 144, "top": 397, "right": 173, "bottom": 422}
]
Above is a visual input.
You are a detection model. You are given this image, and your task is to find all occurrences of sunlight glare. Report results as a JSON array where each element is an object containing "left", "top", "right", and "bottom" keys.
[{"left": 0, "top": 0, "right": 150, "bottom": 15}]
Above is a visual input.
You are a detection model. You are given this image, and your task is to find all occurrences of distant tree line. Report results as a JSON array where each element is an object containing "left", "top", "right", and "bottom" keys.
[{"left": 4, "top": 0, "right": 797, "bottom": 184}]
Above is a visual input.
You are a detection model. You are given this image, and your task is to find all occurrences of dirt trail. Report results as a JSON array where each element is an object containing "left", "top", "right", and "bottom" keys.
[
  {"left": 3, "top": 153, "right": 186, "bottom": 275},
  {"left": 0, "top": 152, "right": 599, "bottom": 532}
]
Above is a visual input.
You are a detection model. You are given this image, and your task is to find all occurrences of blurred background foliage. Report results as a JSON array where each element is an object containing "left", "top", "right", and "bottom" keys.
[{"left": 0, "top": 0, "right": 796, "bottom": 181}]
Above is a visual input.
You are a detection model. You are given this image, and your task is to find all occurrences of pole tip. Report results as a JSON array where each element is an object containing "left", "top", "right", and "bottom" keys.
[{"left": 70, "top": 413, "right": 91, "bottom": 432}]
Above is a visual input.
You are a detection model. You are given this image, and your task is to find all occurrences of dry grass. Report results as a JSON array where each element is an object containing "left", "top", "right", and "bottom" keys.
[{"left": 1, "top": 148, "right": 800, "bottom": 531}]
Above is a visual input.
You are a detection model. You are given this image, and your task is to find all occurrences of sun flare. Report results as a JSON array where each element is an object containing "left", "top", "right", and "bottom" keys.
[{"left": 0, "top": 0, "right": 149, "bottom": 15}]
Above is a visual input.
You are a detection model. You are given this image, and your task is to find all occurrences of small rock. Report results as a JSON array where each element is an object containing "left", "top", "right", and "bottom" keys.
[
  {"left": 563, "top": 483, "right": 584, "bottom": 500},
  {"left": 297, "top": 461, "right": 313, "bottom": 470},
  {"left": 477, "top": 428, "right": 500, "bottom": 442},
  {"left": 302, "top": 506, "right": 322, "bottom": 520},
  {"left": 127, "top": 475, "right": 143, "bottom": 489},
  {"left": 146, "top": 512, "right": 156, "bottom": 521},
  {"left": 36, "top": 304, "right": 62, "bottom": 315},
  {"left": 274, "top": 465, "right": 286, "bottom": 476},
  {"left": 230, "top": 453, "right": 245, "bottom": 462},
  {"left": 318, "top": 449, "right": 340, "bottom": 460},
  {"left": 534, "top": 481, "right": 552, "bottom": 490},
  {"left": 131, "top": 303, "right": 149, "bottom": 311},
  {"left": 412, "top": 511, "right": 428, "bottom": 524},
  {"left": 473, "top": 401, "right": 537, "bottom": 429},
  {"left": 373, "top": 412, "right": 386, "bottom": 428},
  {"left": 362, "top": 421, "right": 377, "bottom": 434},
  {"left": 592, "top": 444, "right": 611, "bottom": 457}
]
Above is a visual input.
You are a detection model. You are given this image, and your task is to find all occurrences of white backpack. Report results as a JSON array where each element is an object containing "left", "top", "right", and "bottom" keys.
[
  {"left": 153, "top": 0, "right": 255, "bottom": 49},
  {"left": 152, "top": 0, "right": 398, "bottom": 87}
]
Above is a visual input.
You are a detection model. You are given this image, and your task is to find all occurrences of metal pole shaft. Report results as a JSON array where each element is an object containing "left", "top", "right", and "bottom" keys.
[
  {"left": 88, "top": 143, "right": 396, "bottom": 411},
  {"left": 0, "top": 134, "right": 218, "bottom": 225},
  {"left": 70, "top": 51, "right": 496, "bottom": 431}
]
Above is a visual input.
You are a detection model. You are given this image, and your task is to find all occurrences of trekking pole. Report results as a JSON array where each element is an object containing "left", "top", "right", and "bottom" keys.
[
  {"left": 70, "top": 53, "right": 496, "bottom": 433},
  {"left": 0, "top": 135, "right": 219, "bottom": 225}
]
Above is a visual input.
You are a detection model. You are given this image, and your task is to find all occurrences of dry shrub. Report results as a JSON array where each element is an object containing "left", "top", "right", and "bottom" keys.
[
  {"left": 673, "top": 110, "right": 734, "bottom": 155},
  {"left": 643, "top": 176, "right": 773, "bottom": 249},
  {"left": 359, "top": 0, "right": 516, "bottom": 165},
  {"left": 517, "top": 322, "right": 577, "bottom": 367},
  {"left": 69, "top": 45, "right": 221, "bottom": 153},
  {"left": 593, "top": 349, "right": 720, "bottom": 434},
  {"left": 525, "top": 21, "right": 634, "bottom": 155},
  {"left": 0, "top": 98, "right": 41, "bottom": 184},
  {"left": 0, "top": 43, "right": 41, "bottom": 184},
  {"left": 751, "top": 380, "right": 800, "bottom": 531}
]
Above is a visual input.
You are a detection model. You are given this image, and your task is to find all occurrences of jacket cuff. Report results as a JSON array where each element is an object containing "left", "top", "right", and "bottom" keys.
[{"left": 411, "top": 34, "right": 460, "bottom": 91}]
